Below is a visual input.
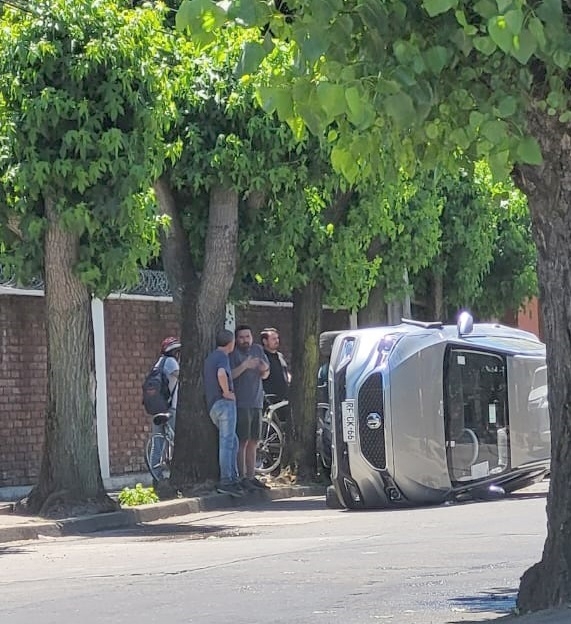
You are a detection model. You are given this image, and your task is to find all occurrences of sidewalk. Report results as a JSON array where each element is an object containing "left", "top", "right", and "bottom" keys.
[{"left": 0, "top": 484, "right": 325, "bottom": 544}]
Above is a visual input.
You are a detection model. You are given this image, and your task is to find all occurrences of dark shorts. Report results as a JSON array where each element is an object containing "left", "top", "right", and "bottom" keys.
[{"left": 236, "top": 407, "right": 262, "bottom": 441}]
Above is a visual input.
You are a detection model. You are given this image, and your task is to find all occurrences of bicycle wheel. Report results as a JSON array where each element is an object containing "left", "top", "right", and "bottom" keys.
[
  {"left": 256, "top": 419, "right": 283, "bottom": 475},
  {"left": 145, "top": 434, "right": 171, "bottom": 482}
]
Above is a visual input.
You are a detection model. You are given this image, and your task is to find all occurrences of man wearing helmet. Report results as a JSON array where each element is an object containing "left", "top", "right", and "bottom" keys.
[
  {"left": 159, "top": 336, "right": 181, "bottom": 414},
  {"left": 149, "top": 336, "right": 181, "bottom": 481}
]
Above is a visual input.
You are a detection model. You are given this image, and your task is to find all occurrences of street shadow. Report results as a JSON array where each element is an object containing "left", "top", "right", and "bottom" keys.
[
  {"left": 95, "top": 521, "right": 246, "bottom": 542},
  {"left": 0, "top": 545, "right": 32, "bottom": 557},
  {"left": 447, "top": 587, "right": 518, "bottom": 623},
  {"left": 249, "top": 497, "right": 328, "bottom": 513},
  {"left": 507, "top": 491, "right": 548, "bottom": 501}
]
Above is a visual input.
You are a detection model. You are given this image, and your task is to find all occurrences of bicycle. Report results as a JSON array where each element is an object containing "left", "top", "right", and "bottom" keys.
[
  {"left": 145, "top": 412, "right": 175, "bottom": 483},
  {"left": 256, "top": 396, "right": 288, "bottom": 476}
]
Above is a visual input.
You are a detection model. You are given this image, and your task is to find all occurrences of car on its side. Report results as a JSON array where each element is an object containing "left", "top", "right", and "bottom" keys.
[{"left": 325, "top": 313, "right": 550, "bottom": 509}]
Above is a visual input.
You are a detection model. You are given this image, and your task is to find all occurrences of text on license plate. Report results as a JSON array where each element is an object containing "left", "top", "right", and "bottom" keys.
[{"left": 341, "top": 399, "right": 356, "bottom": 443}]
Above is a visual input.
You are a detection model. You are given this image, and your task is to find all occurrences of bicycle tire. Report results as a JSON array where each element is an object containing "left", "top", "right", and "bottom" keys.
[
  {"left": 256, "top": 419, "right": 283, "bottom": 475},
  {"left": 145, "top": 433, "right": 171, "bottom": 482}
]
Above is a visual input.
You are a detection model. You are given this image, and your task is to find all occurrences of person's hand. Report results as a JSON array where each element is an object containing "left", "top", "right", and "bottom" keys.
[
  {"left": 258, "top": 361, "right": 269, "bottom": 374},
  {"left": 222, "top": 390, "right": 235, "bottom": 401},
  {"left": 245, "top": 356, "right": 260, "bottom": 369}
]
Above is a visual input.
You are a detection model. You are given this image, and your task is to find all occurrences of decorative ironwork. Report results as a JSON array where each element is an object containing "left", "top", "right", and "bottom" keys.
[
  {"left": 118, "top": 270, "right": 173, "bottom": 297},
  {"left": 0, "top": 267, "right": 44, "bottom": 291},
  {"left": 0, "top": 268, "right": 174, "bottom": 298},
  {"left": 0, "top": 267, "right": 304, "bottom": 304}
]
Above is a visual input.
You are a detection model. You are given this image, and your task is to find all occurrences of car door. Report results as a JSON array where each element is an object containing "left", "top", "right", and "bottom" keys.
[{"left": 444, "top": 348, "right": 509, "bottom": 483}]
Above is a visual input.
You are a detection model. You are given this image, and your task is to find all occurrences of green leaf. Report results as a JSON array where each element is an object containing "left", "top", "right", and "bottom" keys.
[
  {"left": 552, "top": 49, "right": 571, "bottom": 70},
  {"left": 331, "top": 144, "right": 359, "bottom": 182},
  {"left": 175, "top": 0, "right": 194, "bottom": 31},
  {"left": 488, "top": 17, "right": 513, "bottom": 53},
  {"left": 537, "top": 0, "right": 563, "bottom": 23},
  {"left": 316, "top": 83, "right": 347, "bottom": 121},
  {"left": 255, "top": 86, "right": 294, "bottom": 120},
  {"left": 469, "top": 110, "right": 485, "bottom": 128},
  {"left": 422, "top": 0, "right": 458, "bottom": 18},
  {"left": 235, "top": 41, "right": 266, "bottom": 77},
  {"left": 473, "top": 36, "right": 497, "bottom": 55},
  {"left": 496, "top": 96, "right": 518, "bottom": 118},
  {"left": 504, "top": 9, "right": 523, "bottom": 35},
  {"left": 481, "top": 119, "right": 507, "bottom": 143},
  {"left": 511, "top": 29, "right": 537, "bottom": 65},
  {"left": 425, "top": 122, "right": 439, "bottom": 139},
  {"left": 516, "top": 136, "right": 543, "bottom": 165},
  {"left": 285, "top": 115, "right": 306, "bottom": 141},
  {"left": 384, "top": 92, "right": 416, "bottom": 127},
  {"left": 424, "top": 45, "right": 450, "bottom": 75},
  {"left": 449, "top": 127, "right": 471, "bottom": 149},
  {"left": 175, "top": 0, "right": 226, "bottom": 33},
  {"left": 473, "top": 0, "right": 497, "bottom": 19},
  {"left": 528, "top": 16, "right": 547, "bottom": 49},
  {"left": 227, "top": 0, "right": 267, "bottom": 26},
  {"left": 488, "top": 150, "right": 510, "bottom": 182},
  {"left": 345, "top": 86, "right": 363, "bottom": 117}
]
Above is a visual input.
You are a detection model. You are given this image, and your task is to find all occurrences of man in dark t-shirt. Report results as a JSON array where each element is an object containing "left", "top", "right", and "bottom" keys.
[
  {"left": 261, "top": 327, "right": 292, "bottom": 437},
  {"left": 203, "top": 329, "right": 242, "bottom": 498},
  {"left": 261, "top": 327, "right": 290, "bottom": 401},
  {"left": 230, "top": 325, "right": 270, "bottom": 490}
]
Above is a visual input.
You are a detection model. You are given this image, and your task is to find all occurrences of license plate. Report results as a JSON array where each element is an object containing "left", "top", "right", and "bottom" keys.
[{"left": 341, "top": 399, "right": 357, "bottom": 443}]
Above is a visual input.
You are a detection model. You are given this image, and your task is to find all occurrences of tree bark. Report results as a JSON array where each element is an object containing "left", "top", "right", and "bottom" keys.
[
  {"left": 154, "top": 177, "right": 191, "bottom": 312},
  {"left": 26, "top": 198, "right": 114, "bottom": 516},
  {"left": 156, "top": 181, "right": 239, "bottom": 489},
  {"left": 514, "top": 111, "right": 571, "bottom": 611},
  {"left": 357, "top": 282, "right": 388, "bottom": 327},
  {"left": 287, "top": 280, "right": 323, "bottom": 480}
]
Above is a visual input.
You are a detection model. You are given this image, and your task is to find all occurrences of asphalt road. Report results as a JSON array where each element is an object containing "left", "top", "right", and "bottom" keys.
[{"left": 0, "top": 485, "right": 549, "bottom": 624}]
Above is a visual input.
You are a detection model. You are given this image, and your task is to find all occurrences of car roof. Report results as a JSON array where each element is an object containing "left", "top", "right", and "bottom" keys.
[{"left": 326, "top": 321, "right": 545, "bottom": 357}]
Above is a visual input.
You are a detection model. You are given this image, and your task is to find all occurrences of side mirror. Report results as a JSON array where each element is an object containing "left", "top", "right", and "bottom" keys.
[{"left": 457, "top": 311, "right": 474, "bottom": 337}]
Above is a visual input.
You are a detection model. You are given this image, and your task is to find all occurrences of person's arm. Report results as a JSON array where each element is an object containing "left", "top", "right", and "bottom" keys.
[
  {"left": 217, "top": 368, "right": 235, "bottom": 400},
  {"left": 258, "top": 350, "right": 270, "bottom": 380},
  {"left": 231, "top": 356, "right": 258, "bottom": 379}
]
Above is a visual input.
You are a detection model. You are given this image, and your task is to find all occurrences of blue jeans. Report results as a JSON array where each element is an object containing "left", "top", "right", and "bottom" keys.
[{"left": 209, "top": 399, "right": 239, "bottom": 484}]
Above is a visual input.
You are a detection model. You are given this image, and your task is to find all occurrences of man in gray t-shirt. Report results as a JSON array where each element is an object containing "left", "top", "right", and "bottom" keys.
[{"left": 230, "top": 325, "right": 270, "bottom": 489}]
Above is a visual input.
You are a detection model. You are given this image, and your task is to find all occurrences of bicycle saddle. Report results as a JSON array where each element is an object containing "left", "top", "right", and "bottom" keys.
[{"left": 153, "top": 413, "right": 170, "bottom": 426}]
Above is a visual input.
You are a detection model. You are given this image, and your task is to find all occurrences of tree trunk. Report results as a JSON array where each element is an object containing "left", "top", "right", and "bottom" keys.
[
  {"left": 157, "top": 182, "right": 239, "bottom": 489},
  {"left": 154, "top": 177, "right": 190, "bottom": 312},
  {"left": 26, "top": 198, "right": 114, "bottom": 516},
  {"left": 514, "top": 111, "right": 571, "bottom": 611},
  {"left": 358, "top": 282, "right": 388, "bottom": 327},
  {"left": 287, "top": 280, "right": 323, "bottom": 480},
  {"left": 433, "top": 271, "right": 444, "bottom": 321}
]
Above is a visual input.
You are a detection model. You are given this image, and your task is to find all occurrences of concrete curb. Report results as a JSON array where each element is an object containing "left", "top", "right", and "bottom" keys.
[{"left": 0, "top": 485, "right": 325, "bottom": 544}]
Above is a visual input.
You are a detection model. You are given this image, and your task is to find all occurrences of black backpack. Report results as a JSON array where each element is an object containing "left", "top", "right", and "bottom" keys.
[{"left": 142, "top": 356, "right": 171, "bottom": 415}]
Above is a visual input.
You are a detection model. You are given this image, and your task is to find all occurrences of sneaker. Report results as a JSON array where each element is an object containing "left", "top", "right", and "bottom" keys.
[
  {"left": 249, "top": 477, "right": 271, "bottom": 490},
  {"left": 240, "top": 478, "right": 259, "bottom": 492},
  {"left": 216, "top": 482, "right": 244, "bottom": 498}
]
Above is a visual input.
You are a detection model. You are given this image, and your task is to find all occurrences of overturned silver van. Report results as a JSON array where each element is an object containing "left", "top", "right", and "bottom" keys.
[{"left": 327, "top": 313, "right": 550, "bottom": 509}]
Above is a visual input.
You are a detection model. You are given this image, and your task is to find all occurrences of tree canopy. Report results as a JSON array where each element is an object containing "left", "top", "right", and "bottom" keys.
[
  {"left": 176, "top": 0, "right": 571, "bottom": 612},
  {"left": 0, "top": 0, "right": 166, "bottom": 513}
]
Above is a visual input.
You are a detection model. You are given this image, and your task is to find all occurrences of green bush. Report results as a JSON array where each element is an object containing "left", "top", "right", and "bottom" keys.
[{"left": 118, "top": 483, "right": 159, "bottom": 507}]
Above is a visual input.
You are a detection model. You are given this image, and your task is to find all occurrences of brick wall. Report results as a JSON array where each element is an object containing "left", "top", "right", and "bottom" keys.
[
  {"left": 0, "top": 296, "right": 47, "bottom": 486},
  {"left": 105, "top": 299, "right": 179, "bottom": 476},
  {"left": 0, "top": 295, "right": 350, "bottom": 487}
]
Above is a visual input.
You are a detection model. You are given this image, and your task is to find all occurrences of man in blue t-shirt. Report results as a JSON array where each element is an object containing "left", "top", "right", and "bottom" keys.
[
  {"left": 230, "top": 324, "right": 270, "bottom": 490},
  {"left": 203, "top": 329, "right": 242, "bottom": 498}
]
